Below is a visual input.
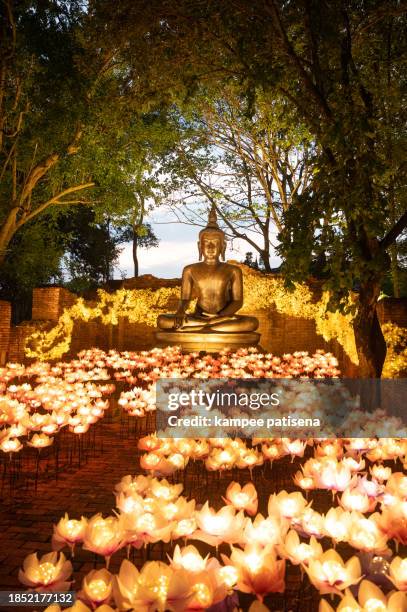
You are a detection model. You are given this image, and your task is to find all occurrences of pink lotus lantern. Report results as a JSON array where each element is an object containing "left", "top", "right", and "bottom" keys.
[
  {"left": 18, "top": 552, "right": 72, "bottom": 592},
  {"left": 389, "top": 556, "right": 407, "bottom": 591},
  {"left": 52, "top": 514, "right": 87, "bottom": 554},
  {"left": 223, "top": 482, "right": 258, "bottom": 516},
  {"left": 194, "top": 501, "right": 247, "bottom": 547},
  {"left": 0, "top": 437, "right": 23, "bottom": 453},
  {"left": 79, "top": 568, "right": 113, "bottom": 607},
  {"left": 348, "top": 515, "right": 389, "bottom": 553},
  {"left": 244, "top": 513, "right": 287, "bottom": 547},
  {"left": 323, "top": 508, "right": 352, "bottom": 544},
  {"left": 370, "top": 464, "right": 392, "bottom": 482},
  {"left": 83, "top": 514, "right": 124, "bottom": 566},
  {"left": 222, "top": 543, "right": 285, "bottom": 601},
  {"left": 279, "top": 530, "right": 322, "bottom": 566},
  {"left": 319, "top": 580, "right": 407, "bottom": 611},
  {"left": 268, "top": 491, "right": 308, "bottom": 520},
  {"left": 304, "top": 549, "right": 361, "bottom": 595}
]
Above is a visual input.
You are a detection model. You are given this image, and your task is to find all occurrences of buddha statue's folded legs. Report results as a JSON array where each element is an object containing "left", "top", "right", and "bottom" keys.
[{"left": 157, "top": 313, "right": 259, "bottom": 332}]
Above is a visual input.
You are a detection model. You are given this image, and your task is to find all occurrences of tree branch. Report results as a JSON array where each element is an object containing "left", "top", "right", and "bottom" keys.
[
  {"left": 15, "top": 182, "right": 95, "bottom": 229},
  {"left": 380, "top": 209, "right": 407, "bottom": 251},
  {"left": 266, "top": 0, "right": 333, "bottom": 122}
]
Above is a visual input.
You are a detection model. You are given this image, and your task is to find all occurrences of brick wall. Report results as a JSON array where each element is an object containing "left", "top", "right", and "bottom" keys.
[
  {"left": 8, "top": 323, "right": 40, "bottom": 363},
  {"left": 1, "top": 279, "right": 406, "bottom": 375},
  {"left": 377, "top": 298, "right": 407, "bottom": 328},
  {"left": 32, "top": 287, "right": 77, "bottom": 321},
  {"left": 0, "top": 300, "right": 11, "bottom": 365}
]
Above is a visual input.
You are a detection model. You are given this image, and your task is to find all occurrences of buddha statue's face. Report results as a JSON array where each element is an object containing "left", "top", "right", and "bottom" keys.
[{"left": 198, "top": 231, "right": 225, "bottom": 263}]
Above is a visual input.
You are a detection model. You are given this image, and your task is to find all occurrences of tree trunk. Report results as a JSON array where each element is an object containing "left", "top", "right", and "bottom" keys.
[
  {"left": 353, "top": 278, "right": 387, "bottom": 378},
  {"left": 261, "top": 249, "right": 271, "bottom": 272},
  {"left": 133, "top": 227, "right": 139, "bottom": 277},
  {"left": 390, "top": 243, "right": 400, "bottom": 298},
  {"left": 0, "top": 208, "right": 18, "bottom": 267}
]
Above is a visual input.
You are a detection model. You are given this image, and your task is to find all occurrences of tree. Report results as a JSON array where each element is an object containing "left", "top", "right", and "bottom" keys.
[
  {"left": 162, "top": 90, "right": 313, "bottom": 271},
  {"left": 243, "top": 252, "right": 261, "bottom": 271},
  {"left": 99, "top": 0, "right": 407, "bottom": 376},
  {"left": 0, "top": 0, "right": 164, "bottom": 270},
  {"left": 60, "top": 207, "right": 129, "bottom": 290},
  {"left": 0, "top": 216, "right": 65, "bottom": 322},
  {"left": 0, "top": 1, "right": 94, "bottom": 266}
]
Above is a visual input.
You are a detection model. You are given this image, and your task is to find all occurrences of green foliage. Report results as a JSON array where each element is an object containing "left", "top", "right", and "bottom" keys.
[
  {"left": 97, "top": 0, "right": 406, "bottom": 306},
  {"left": 60, "top": 207, "right": 128, "bottom": 291},
  {"left": 0, "top": 217, "right": 65, "bottom": 321}
]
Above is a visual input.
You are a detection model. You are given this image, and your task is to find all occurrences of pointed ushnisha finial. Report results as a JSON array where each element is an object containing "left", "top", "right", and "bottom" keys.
[{"left": 206, "top": 204, "right": 219, "bottom": 229}]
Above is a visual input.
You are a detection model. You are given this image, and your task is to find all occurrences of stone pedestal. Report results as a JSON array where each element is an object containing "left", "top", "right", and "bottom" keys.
[{"left": 154, "top": 330, "right": 261, "bottom": 352}]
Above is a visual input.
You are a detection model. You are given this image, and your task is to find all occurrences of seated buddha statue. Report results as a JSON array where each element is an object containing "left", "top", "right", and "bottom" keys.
[{"left": 156, "top": 207, "right": 259, "bottom": 346}]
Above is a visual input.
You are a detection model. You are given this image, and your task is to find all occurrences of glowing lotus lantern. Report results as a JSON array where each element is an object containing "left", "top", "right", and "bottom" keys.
[
  {"left": 170, "top": 544, "right": 213, "bottom": 573},
  {"left": 135, "top": 561, "right": 192, "bottom": 611},
  {"left": 279, "top": 530, "right": 322, "bottom": 566},
  {"left": 282, "top": 438, "right": 307, "bottom": 459},
  {"left": 376, "top": 504, "right": 407, "bottom": 546},
  {"left": 7, "top": 423, "right": 27, "bottom": 437},
  {"left": 41, "top": 422, "right": 58, "bottom": 435},
  {"left": 316, "top": 461, "right": 353, "bottom": 493},
  {"left": 340, "top": 487, "right": 376, "bottom": 513},
  {"left": 80, "top": 568, "right": 113, "bottom": 606},
  {"left": 150, "top": 478, "right": 183, "bottom": 501},
  {"left": 319, "top": 580, "right": 407, "bottom": 611},
  {"left": 140, "top": 452, "right": 162, "bottom": 471},
  {"left": 237, "top": 449, "right": 264, "bottom": 471},
  {"left": 162, "top": 496, "right": 195, "bottom": 522},
  {"left": 298, "top": 508, "right": 325, "bottom": 538},
  {"left": 18, "top": 552, "right": 72, "bottom": 592},
  {"left": 345, "top": 438, "right": 373, "bottom": 453},
  {"left": 191, "top": 440, "right": 210, "bottom": 459},
  {"left": 304, "top": 549, "right": 361, "bottom": 595},
  {"left": 138, "top": 435, "right": 161, "bottom": 452},
  {"left": 293, "top": 470, "right": 315, "bottom": 491},
  {"left": 172, "top": 517, "right": 197, "bottom": 539},
  {"left": 188, "top": 573, "right": 228, "bottom": 610},
  {"left": 262, "top": 443, "right": 285, "bottom": 461},
  {"left": 348, "top": 515, "right": 389, "bottom": 553},
  {"left": 27, "top": 433, "right": 54, "bottom": 448},
  {"left": 115, "top": 474, "right": 150, "bottom": 496},
  {"left": 370, "top": 464, "right": 392, "bottom": 482},
  {"left": 111, "top": 559, "right": 141, "bottom": 611},
  {"left": 244, "top": 513, "right": 288, "bottom": 547},
  {"left": 115, "top": 490, "right": 144, "bottom": 515},
  {"left": 315, "top": 440, "right": 343, "bottom": 459},
  {"left": 268, "top": 491, "right": 308, "bottom": 520},
  {"left": 222, "top": 543, "right": 285, "bottom": 601},
  {"left": 52, "top": 514, "right": 87, "bottom": 554},
  {"left": 194, "top": 501, "right": 247, "bottom": 546},
  {"left": 218, "top": 565, "right": 239, "bottom": 589},
  {"left": 342, "top": 455, "right": 365, "bottom": 473},
  {"left": 385, "top": 556, "right": 407, "bottom": 592},
  {"left": 386, "top": 473, "right": 407, "bottom": 499},
  {"left": 0, "top": 437, "right": 23, "bottom": 453},
  {"left": 83, "top": 514, "right": 124, "bottom": 566},
  {"left": 323, "top": 508, "right": 352, "bottom": 543},
  {"left": 168, "top": 453, "right": 187, "bottom": 470},
  {"left": 223, "top": 481, "right": 258, "bottom": 516},
  {"left": 358, "top": 476, "right": 383, "bottom": 499},
  {"left": 129, "top": 511, "right": 175, "bottom": 547}
]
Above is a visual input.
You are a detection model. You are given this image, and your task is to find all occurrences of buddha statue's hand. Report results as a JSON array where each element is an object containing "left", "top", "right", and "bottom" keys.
[{"left": 174, "top": 313, "right": 188, "bottom": 329}]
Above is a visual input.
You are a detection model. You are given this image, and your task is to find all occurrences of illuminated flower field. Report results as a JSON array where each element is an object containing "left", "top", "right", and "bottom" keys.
[{"left": 1, "top": 347, "right": 407, "bottom": 611}]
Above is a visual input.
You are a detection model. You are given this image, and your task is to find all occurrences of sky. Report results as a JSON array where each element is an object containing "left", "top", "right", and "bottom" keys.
[{"left": 115, "top": 208, "right": 282, "bottom": 279}]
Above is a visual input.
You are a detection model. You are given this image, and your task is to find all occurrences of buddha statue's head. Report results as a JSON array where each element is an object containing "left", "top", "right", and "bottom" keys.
[{"left": 198, "top": 206, "right": 226, "bottom": 262}]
